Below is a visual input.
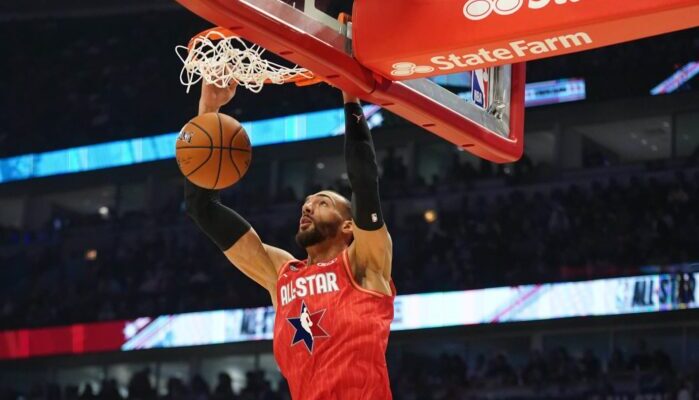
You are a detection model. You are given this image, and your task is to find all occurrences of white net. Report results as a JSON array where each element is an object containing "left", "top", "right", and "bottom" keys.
[{"left": 175, "top": 30, "right": 314, "bottom": 93}]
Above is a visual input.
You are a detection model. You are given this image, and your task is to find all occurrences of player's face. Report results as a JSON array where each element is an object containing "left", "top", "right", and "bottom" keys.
[{"left": 295, "top": 192, "right": 349, "bottom": 248}]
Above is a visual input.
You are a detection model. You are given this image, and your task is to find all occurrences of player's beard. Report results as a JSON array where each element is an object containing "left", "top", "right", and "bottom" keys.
[{"left": 295, "top": 218, "right": 342, "bottom": 249}]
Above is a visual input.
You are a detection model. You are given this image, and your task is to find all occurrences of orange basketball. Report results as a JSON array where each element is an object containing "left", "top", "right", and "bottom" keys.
[{"left": 176, "top": 113, "right": 251, "bottom": 190}]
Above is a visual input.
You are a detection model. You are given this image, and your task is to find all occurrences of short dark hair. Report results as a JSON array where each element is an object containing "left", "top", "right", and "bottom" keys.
[
  {"left": 305, "top": 190, "right": 353, "bottom": 221},
  {"left": 325, "top": 190, "right": 352, "bottom": 221}
]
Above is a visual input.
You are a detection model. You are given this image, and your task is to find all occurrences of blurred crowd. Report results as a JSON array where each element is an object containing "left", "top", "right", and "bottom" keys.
[
  {"left": 391, "top": 341, "right": 693, "bottom": 400},
  {"left": 1, "top": 369, "right": 287, "bottom": 400},
  {"left": 2, "top": 340, "right": 696, "bottom": 400},
  {"left": 0, "top": 161, "right": 698, "bottom": 329},
  {"left": 391, "top": 167, "right": 699, "bottom": 292},
  {"left": 0, "top": 12, "right": 697, "bottom": 157}
]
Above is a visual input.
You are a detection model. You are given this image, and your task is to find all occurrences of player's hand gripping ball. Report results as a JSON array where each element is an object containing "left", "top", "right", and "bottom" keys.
[{"left": 176, "top": 113, "right": 251, "bottom": 189}]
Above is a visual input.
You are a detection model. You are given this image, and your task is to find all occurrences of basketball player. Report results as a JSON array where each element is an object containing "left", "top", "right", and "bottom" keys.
[{"left": 184, "top": 81, "right": 395, "bottom": 399}]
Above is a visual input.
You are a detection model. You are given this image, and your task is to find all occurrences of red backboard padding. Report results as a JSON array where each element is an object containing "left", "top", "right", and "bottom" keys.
[{"left": 353, "top": 0, "right": 699, "bottom": 80}]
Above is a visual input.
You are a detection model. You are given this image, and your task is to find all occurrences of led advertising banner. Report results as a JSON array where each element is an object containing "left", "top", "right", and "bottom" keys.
[
  {"left": 0, "top": 270, "right": 695, "bottom": 359},
  {"left": 457, "top": 78, "right": 586, "bottom": 108},
  {"left": 0, "top": 106, "right": 382, "bottom": 184},
  {"left": 651, "top": 62, "right": 699, "bottom": 95},
  {"left": 524, "top": 78, "right": 586, "bottom": 107}
]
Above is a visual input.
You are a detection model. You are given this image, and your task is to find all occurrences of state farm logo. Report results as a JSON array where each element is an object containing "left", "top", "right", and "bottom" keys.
[
  {"left": 385, "top": 31, "right": 592, "bottom": 77},
  {"left": 464, "top": 0, "right": 580, "bottom": 21},
  {"left": 391, "top": 62, "right": 434, "bottom": 77}
]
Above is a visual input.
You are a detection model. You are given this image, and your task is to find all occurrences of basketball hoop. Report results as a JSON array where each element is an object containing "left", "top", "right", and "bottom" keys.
[
  {"left": 175, "top": 27, "right": 318, "bottom": 93},
  {"left": 175, "top": 0, "right": 699, "bottom": 163}
]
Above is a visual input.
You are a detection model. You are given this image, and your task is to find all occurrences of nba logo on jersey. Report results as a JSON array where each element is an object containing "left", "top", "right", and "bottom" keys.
[
  {"left": 472, "top": 68, "right": 489, "bottom": 110},
  {"left": 286, "top": 301, "right": 329, "bottom": 353}
]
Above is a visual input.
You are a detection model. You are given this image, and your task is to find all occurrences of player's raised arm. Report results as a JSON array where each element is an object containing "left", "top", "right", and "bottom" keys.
[
  {"left": 343, "top": 93, "right": 393, "bottom": 282},
  {"left": 184, "top": 82, "right": 294, "bottom": 304}
]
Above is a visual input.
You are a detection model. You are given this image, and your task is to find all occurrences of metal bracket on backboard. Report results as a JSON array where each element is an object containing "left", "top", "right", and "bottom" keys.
[{"left": 303, "top": 1, "right": 342, "bottom": 32}]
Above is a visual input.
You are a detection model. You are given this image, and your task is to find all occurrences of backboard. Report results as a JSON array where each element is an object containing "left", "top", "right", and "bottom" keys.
[{"left": 175, "top": 0, "right": 526, "bottom": 163}]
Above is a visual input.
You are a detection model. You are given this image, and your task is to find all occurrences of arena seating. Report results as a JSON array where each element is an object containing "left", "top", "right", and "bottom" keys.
[
  {"left": 1, "top": 341, "right": 694, "bottom": 400},
  {"left": 1, "top": 161, "right": 697, "bottom": 329}
]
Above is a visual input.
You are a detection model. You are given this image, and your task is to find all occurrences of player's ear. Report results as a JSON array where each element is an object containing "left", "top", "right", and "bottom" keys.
[
  {"left": 341, "top": 219, "right": 353, "bottom": 234},
  {"left": 342, "top": 220, "right": 354, "bottom": 245}
]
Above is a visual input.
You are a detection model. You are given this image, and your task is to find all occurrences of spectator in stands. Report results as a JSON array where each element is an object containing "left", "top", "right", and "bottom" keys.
[
  {"left": 97, "top": 380, "right": 121, "bottom": 400},
  {"left": 579, "top": 348, "right": 601, "bottom": 382},
  {"left": 127, "top": 368, "right": 155, "bottom": 399},
  {"left": 607, "top": 348, "right": 626, "bottom": 374},
  {"left": 522, "top": 350, "right": 548, "bottom": 387},
  {"left": 212, "top": 373, "right": 237, "bottom": 400},
  {"left": 190, "top": 375, "right": 210, "bottom": 400},
  {"left": 79, "top": 384, "right": 97, "bottom": 400},
  {"left": 163, "top": 378, "right": 187, "bottom": 400},
  {"left": 485, "top": 353, "right": 517, "bottom": 387},
  {"left": 628, "top": 340, "right": 654, "bottom": 372}
]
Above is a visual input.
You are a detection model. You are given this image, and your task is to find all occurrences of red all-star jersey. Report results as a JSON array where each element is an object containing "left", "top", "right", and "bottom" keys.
[{"left": 273, "top": 248, "right": 395, "bottom": 400}]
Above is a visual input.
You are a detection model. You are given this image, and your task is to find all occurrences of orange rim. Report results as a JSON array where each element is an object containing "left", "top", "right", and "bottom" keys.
[
  {"left": 187, "top": 27, "right": 237, "bottom": 51},
  {"left": 188, "top": 26, "right": 321, "bottom": 86}
]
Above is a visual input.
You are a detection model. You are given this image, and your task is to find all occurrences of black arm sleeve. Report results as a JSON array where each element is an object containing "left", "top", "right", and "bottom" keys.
[
  {"left": 183, "top": 178, "right": 251, "bottom": 251},
  {"left": 344, "top": 102, "right": 384, "bottom": 231}
]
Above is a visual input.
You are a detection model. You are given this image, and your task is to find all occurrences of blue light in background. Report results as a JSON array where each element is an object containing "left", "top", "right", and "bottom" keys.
[
  {"left": 0, "top": 76, "right": 586, "bottom": 185},
  {"left": 0, "top": 106, "right": 382, "bottom": 184},
  {"left": 650, "top": 62, "right": 699, "bottom": 95},
  {"left": 457, "top": 78, "right": 586, "bottom": 108},
  {"left": 429, "top": 71, "right": 472, "bottom": 88},
  {"left": 524, "top": 78, "right": 586, "bottom": 107}
]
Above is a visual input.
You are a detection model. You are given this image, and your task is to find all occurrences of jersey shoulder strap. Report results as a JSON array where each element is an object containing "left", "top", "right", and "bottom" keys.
[{"left": 277, "top": 258, "right": 300, "bottom": 278}]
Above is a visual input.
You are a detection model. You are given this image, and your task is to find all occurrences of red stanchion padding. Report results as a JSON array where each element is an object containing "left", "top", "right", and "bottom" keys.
[{"left": 353, "top": 0, "right": 699, "bottom": 80}]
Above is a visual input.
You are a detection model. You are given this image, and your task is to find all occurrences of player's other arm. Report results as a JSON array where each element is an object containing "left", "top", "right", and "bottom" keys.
[
  {"left": 343, "top": 93, "right": 393, "bottom": 281},
  {"left": 184, "top": 82, "right": 294, "bottom": 294},
  {"left": 184, "top": 179, "right": 295, "bottom": 288}
]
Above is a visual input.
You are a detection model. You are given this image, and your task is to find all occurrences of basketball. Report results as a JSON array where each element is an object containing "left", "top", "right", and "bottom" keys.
[{"left": 176, "top": 112, "right": 251, "bottom": 190}]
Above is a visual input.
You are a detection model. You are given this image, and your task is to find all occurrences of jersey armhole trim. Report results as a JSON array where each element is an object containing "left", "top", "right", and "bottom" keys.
[
  {"left": 277, "top": 259, "right": 297, "bottom": 278},
  {"left": 341, "top": 249, "right": 392, "bottom": 298}
]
